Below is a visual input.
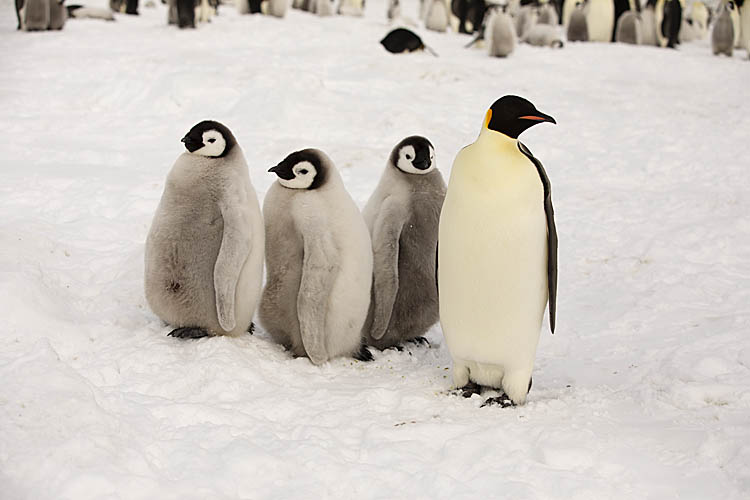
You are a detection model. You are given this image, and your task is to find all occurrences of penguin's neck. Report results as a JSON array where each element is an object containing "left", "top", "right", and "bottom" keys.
[{"left": 476, "top": 127, "right": 520, "bottom": 153}]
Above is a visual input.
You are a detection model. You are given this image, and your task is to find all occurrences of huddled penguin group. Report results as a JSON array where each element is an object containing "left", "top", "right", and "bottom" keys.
[
  {"left": 15, "top": 0, "right": 67, "bottom": 31},
  {"left": 145, "top": 94, "right": 558, "bottom": 407}
]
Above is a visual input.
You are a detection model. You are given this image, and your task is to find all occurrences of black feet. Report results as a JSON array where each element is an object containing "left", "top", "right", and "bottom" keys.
[
  {"left": 353, "top": 345, "right": 374, "bottom": 362},
  {"left": 459, "top": 381, "right": 482, "bottom": 398},
  {"left": 481, "top": 394, "right": 515, "bottom": 408},
  {"left": 247, "top": 322, "right": 255, "bottom": 335},
  {"left": 406, "top": 336, "right": 430, "bottom": 347},
  {"left": 168, "top": 326, "right": 211, "bottom": 339}
]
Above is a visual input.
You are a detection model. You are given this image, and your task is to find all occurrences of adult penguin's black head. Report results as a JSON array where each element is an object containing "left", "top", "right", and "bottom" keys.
[
  {"left": 483, "top": 95, "right": 556, "bottom": 139},
  {"left": 268, "top": 148, "right": 329, "bottom": 190},
  {"left": 181, "top": 120, "right": 237, "bottom": 158}
]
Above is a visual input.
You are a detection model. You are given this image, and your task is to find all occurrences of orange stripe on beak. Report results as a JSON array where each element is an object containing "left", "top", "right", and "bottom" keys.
[{"left": 519, "top": 115, "right": 547, "bottom": 121}]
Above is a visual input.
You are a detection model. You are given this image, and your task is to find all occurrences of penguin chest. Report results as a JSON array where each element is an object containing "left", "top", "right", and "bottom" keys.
[{"left": 439, "top": 151, "right": 548, "bottom": 366}]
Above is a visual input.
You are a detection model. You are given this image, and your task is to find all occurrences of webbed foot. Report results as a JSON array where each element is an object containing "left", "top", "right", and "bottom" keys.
[
  {"left": 353, "top": 345, "right": 374, "bottom": 362},
  {"left": 481, "top": 394, "right": 515, "bottom": 408}
]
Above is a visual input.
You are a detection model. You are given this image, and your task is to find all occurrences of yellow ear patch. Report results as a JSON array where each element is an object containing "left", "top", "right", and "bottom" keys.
[{"left": 483, "top": 109, "right": 492, "bottom": 128}]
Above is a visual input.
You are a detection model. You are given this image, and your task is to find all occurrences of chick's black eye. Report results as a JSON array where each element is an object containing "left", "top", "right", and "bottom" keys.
[
  {"left": 207, "top": 138, "right": 216, "bottom": 143},
  {"left": 406, "top": 154, "right": 413, "bottom": 160},
  {"left": 299, "top": 169, "right": 308, "bottom": 175}
]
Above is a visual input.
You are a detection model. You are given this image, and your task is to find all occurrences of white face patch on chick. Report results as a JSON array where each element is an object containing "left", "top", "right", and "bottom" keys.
[
  {"left": 188, "top": 130, "right": 227, "bottom": 157},
  {"left": 396, "top": 145, "right": 435, "bottom": 175},
  {"left": 278, "top": 161, "right": 318, "bottom": 190}
]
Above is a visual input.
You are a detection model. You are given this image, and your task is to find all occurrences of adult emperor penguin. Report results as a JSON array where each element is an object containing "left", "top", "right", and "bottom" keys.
[
  {"left": 438, "top": 95, "right": 557, "bottom": 407},
  {"left": 145, "top": 121, "right": 265, "bottom": 339},
  {"left": 260, "top": 149, "right": 374, "bottom": 364},
  {"left": 738, "top": 0, "right": 750, "bottom": 53},
  {"left": 586, "top": 0, "right": 615, "bottom": 42},
  {"left": 362, "top": 136, "right": 446, "bottom": 351}
]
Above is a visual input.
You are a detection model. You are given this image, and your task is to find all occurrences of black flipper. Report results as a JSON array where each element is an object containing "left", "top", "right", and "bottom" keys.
[
  {"left": 168, "top": 326, "right": 212, "bottom": 339},
  {"left": 353, "top": 345, "right": 374, "bottom": 362},
  {"left": 518, "top": 141, "right": 557, "bottom": 334}
]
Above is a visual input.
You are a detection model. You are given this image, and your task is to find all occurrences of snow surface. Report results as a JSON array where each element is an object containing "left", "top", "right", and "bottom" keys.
[{"left": 1, "top": 1, "right": 750, "bottom": 498}]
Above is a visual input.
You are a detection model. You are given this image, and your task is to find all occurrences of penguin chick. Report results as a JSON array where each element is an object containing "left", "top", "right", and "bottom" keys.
[
  {"left": 523, "top": 23, "right": 565, "bottom": 47},
  {"left": 438, "top": 96, "right": 558, "bottom": 407},
  {"left": 260, "top": 149, "right": 374, "bottom": 365},
  {"left": 362, "top": 136, "right": 446, "bottom": 351},
  {"left": 488, "top": 6, "right": 516, "bottom": 57},
  {"left": 615, "top": 10, "right": 642, "bottom": 44},
  {"left": 712, "top": 1, "right": 735, "bottom": 56},
  {"left": 567, "top": 1, "right": 589, "bottom": 42},
  {"left": 145, "top": 121, "right": 265, "bottom": 339}
]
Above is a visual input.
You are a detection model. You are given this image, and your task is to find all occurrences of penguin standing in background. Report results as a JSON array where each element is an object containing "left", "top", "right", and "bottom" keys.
[
  {"left": 537, "top": 1, "right": 558, "bottom": 24},
  {"left": 615, "top": 9, "right": 642, "bottom": 43},
  {"left": 661, "top": 0, "right": 682, "bottom": 47},
  {"left": 523, "top": 22, "right": 565, "bottom": 46},
  {"left": 145, "top": 121, "right": 265, "bottom": 339},
  {"left": 425, "top": 0, "right": 450, "bottom": 32},
  {"left": 712, "top": 1, "right": 735, "bottom": 56},
  {"left": 611, "top": 0, "right": 631, "bottom": 41},
  {"left": 381, "top": 27, "right": 439, "bottom": 55},
  {"left": 260, "top": 149, "right": 374, "bottom": 365},
  {"left": 439, "top": 96, "right": 557, "bottom": 407},
  {"left": 48, "top": 0, "right": 66, "bottom": 30},
  {"left": 567, "top": 1, "right": 589, "bottom": 41},
  {"left": 738, "top": 0, "right": 750, "bottom": 54},
  {"left": 314, "top": 0, "right": 334, "bottom": 16},
  {"left": 586, "top": 0, "right": 615, "bottom": 42},
  {"left": 387, "top": 0, "right": 400, "bottom": 20},
  {"left": 20, "top": 0, "right": 50, "bottom": 30},
  {"left": 640, "top": 0, "right": 659, "bottom": 45},
  {"left": 362, "top": 137, "right": 446, "bottom": 351},
  {"left": 488, "top": 5, "right": 516, "bottom": 56}
]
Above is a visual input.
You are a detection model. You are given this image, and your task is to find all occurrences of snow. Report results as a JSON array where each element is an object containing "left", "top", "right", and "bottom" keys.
[{"left": 1, "top": 1, "right": 750, "bottom": 498}]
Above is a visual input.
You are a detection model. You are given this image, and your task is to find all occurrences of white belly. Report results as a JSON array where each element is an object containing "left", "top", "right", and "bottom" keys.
[
  {"left": 586, "top": 0, "right": 615, "bottom": 42},
  {"left": 438, "top": 142, "right": 548, "bottom": 382}
]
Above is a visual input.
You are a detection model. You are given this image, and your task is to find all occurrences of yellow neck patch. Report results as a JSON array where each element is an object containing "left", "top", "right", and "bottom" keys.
[{"left": 483, "top": 109, "right": 492, "bottom": 129}]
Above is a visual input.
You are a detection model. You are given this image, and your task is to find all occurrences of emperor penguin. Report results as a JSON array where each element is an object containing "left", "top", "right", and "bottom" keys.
[
  {"left": 362, "top": 137, "right": 446, "bottom": 351},
  {"left": 425, "top": 0, "right": 450, "bottom": 32},
  {"left": 260, "top": 149, "right": 374, "bottom": 365},
  {"left": 145, "top": 121, "right": 265, "bottom": 339},
  {"left": 615, "top": 9, "right": 642, "bottom": 43},
  {"left": 21, "top": 0, "right": 50, "bottom": 30},
  {"left": 567, "top": 1, "right": 589, "bottom": 41},
  {"left": 739, "top": 0, "right": 750, "bottom": 53},
  {"left": 514, "top": 4, "right": 537, "bottom": 39},
  {"left": 387, "top": 0, "right": 400, "bottom": 20},
  {"left": 537, "top": 1, "right": 559, "bottom": 24},
  {"left": 261, "top": 0, "right": 287, "bottom": 16},
  {"left": 488, "top": 5, "right": 516, "bottom": 56},
  {"left": 314, "top": 0, "right": 334, "bottom": 16},
  {"left": 380, "top": 28, "right": 439, "bottom": 55},
  {"left": 438, "top": 96, "right": 558, "bottom": 407},
  {"left": 338, "top": 0, "right": 364, "bottom": 16},
  {"left": 48, "top": 0, "right": 66, "bottom": 29},
  {"left": 523, "top": 22, "right": 565, "bottom": 47},
  {"left": 660, "top": 0, "right": 682, "bottom": 47},
  {"left": 640, "top": 0, "right": 659, "bottom": 45},
  {"left": 713, "top": 1, "right": 735, "bottom": 56},
  {"left": 586, "top": 0, "right": 615, "bottom": 42}
]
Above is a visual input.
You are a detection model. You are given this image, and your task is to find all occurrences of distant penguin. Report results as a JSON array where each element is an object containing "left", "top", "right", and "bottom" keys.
[
  {"left": 263, "top": 0, "right": 287, "bottom": 16},
  {"left": 338, "top": 0, "right": 364, "bottom": 16},
  {"left": 690, "top": 0, "right": 709, "bottom": 37},
  {"left": 726, "top": 0, "right": 742, "bottom": 47},
  {"left": 615, "top": 10, "right": 641, "bottom": 43},
  {"left": 611, "top": 0, "right": 631, "bottom": 41},
  {"left": 586, "top": 0, "right": 615, "bottom": 42},
  {"left": 236, "top": 0, "right": 250, "bottom": 13},
  {"left": 291, "top": 0, "right": 303, "bottom": 9},
  {"left": 515, "top": 5, "right": 537, "bottom": 39},
  {"left": 362, "top": 137, "right": 446, "bottom": 351},
  {"left": 439, "top": 95, "right": 557, "bottom": 407},
  {"left": 537, "top": 1, "right": 559, "bottom": 24},
  {"left": 425, "top": 0, "right": 450, "bottom": 32},
  {"left": 523, "top": 22, "right": 565, "bottom": 46},
  {"left": 739, "top": 0, "right": 750, "bottom": 52},
  {"left": 453, "top": 0, "right": 486, "bottom": 33},
  {"left": 22, "top": 0, "right": 50, "bottom": 30},
  {"left": 660, "top": 0, "right": 681, "bottom": 47},
  {"left": 194, "top": 0, "right": 213, "bottom": 23},
  {"left": 48, "top": 0, "right": 66, "bottom": 29},
  {"left": 713, "top": 1, "right": 735, "bottom": 55},
  {"left": 679, "top": 17, "right": 697, "bottom": 42},
  {"left": 561, "top": 0, "right": 576, "bottom": 25},
  {"left": 381, "top": 27, "right": 439, "bottom": 55},
  {"left": 640, "top": 0, "right": 659, "bottom": 44},
  {"left": 315, "top": 0, "right": 334, "bottom": 15},
  {"left": 488, "top": 6, "right": 517, "bottom": 56},
  {"left": 145, "top": 121, "right": 265, "bottom": 339},
  {"left": 567, "top": 1, "right": 589, "bottom": 40},
  {"left": 387, "top": 0, "right": 400, "bottom": 19},
  {"left": 66, "top": 4, "right": 116, "bottom": 19},
  {"left": 260, "top": 149, "right": 373, "bottom": 365}
]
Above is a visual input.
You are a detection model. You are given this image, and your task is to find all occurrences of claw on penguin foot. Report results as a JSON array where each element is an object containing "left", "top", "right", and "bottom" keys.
[{"left": 168, "top": 326, "right": 211, "bottom": 339}]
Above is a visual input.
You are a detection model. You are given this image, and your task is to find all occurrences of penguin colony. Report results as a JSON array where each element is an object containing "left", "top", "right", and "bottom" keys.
[
  {"left": 145, "top": 94, "right": 556, "bottom": 408},
  {"left": 20, "top": 0, "right": 750, "bottom": 59}
]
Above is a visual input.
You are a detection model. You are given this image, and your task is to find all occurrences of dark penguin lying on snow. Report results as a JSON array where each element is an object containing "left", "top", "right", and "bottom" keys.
[{"left": 380, "top": 28, "right": 439, "bottom": 55}]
